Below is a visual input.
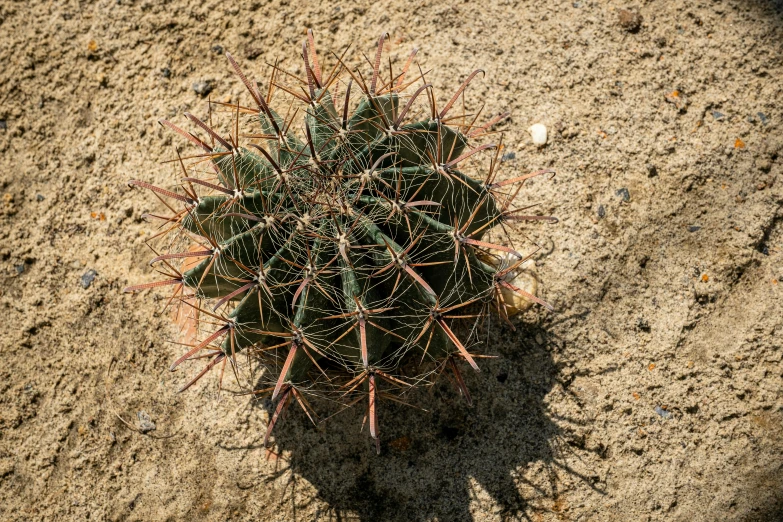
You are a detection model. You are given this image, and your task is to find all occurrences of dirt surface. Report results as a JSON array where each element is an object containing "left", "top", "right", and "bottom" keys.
[{"left": 2, "top": 0, "right": 783, "bottom": 520}]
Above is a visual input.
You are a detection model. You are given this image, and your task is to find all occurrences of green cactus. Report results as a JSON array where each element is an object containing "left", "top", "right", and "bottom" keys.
[{"left": 126, "top": 31, "right": 555, "bottom": 452}]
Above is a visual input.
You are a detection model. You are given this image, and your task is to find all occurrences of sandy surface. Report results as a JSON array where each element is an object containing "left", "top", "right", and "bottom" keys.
[{"left": 2, "top": 0, "right": 783, "bottom": 520}]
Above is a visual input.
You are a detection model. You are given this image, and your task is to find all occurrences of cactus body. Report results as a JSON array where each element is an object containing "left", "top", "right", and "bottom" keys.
[{"left": 126, "top": 32, "right": 555, "bottom": 451}]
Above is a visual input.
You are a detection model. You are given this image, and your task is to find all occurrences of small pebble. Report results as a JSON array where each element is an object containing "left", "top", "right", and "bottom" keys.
[
  {"left": 501, "top": 151, "right": 516, "bottom": 162},
  {"left": 245, "top": 47, "right": 263, "bottom": 60},
  {"left": 618, "top": 9, "right": 643, "bottom": 32},
  {"left": 528, "top": 123, "right": 547, "bottom": 146},
  {"left": 597, "top": 205, "right": 606, "bottom": 218},
  {"left": 36, "top": 194, "right": 44, "bottom": 202},
  {"left": 15, "top": 264, "right": 25, "bottom": 274},
  {"left": 137, "top": 411, "right": 156, "bottom": 433},
  {"left": 664, "top": 90, "right": 689, "bottom": 111},
  {"left": 687, "top": 225, "right": 701, "bottom": 232},
  {"left": 161, "top": 67, "right": 171, "bottom": 79},
  {"left": 192, "top": 81, "right": 213, "bottom": 97},
  {"left": 211, "top": 44, "right": 224, "bottom": 54},
  {"left": 654, "top": 406, "right": 671, "bottom": 419},
  {"left": 616, "top": 188, "right": 631, "bottom": 202},
  {"left": 0, "top": 120, "right": 6, "bottom": 131},
  {"left": 646, "top": 163, "right": 658, "bottom": 177},
  {"left": 757, "top": 112, "right": 769, "bottom": 125},
  {"left": 80, "top": 269, "right": 97, "bottom": 289},
  {"left": 711, "top": 110, "right": 725, "bottom": 121}
]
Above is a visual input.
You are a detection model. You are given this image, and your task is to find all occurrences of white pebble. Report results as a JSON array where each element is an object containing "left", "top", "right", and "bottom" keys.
[
  {"left": 528, "top": 123, "right": 548, "bottom": 146},
  {"left": 482, "top": 251, "right": 539, "bottom": 316}
]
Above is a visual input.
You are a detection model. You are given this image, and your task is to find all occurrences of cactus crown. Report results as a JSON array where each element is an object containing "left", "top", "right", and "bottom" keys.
[{"left": 126, "top": 31, "right": 555, "bottom": 453}]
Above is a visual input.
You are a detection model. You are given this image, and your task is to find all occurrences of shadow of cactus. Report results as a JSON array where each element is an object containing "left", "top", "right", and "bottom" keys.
[{"left": 253, "top": 319, "right": 601, "bottom": 521}]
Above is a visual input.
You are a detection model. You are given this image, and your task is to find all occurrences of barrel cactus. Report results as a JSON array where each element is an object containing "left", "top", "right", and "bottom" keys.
[{"left": 125, "top": 31, "right": 555, "bottom": 452}]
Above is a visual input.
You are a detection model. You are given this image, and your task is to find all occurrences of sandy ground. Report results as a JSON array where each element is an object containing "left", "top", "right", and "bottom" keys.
[{"left": 1, "top": 0, "right": 782, "bottom": 520}]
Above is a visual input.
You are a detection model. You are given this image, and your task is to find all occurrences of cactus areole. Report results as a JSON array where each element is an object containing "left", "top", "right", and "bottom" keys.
[{"left": 125, "top": 31, "right": 556, "bottom": 453}]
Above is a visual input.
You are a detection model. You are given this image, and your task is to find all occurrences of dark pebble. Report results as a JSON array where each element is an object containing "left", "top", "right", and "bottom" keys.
[
  {"left": 646, "top": 163, "right": 658, "bottom": 177},
  {"left": 654, "top": 406, "right": 671, "bottom": 419},
  {"left": 81, "top": 269, "right": 98, "bottom": 289},
  {"left": 36, "top": 194, "right": 44, "bottom": 202},
  {"left": 597, "top": 205, "right": 606, "bottom": 218},
  {"left": 161, "top": 67, "right": 171, "bottom": 78},
  {"left": 245, "top": 47, "right": 262, "bottom": 60},
  {"left": 757, "top": 112, "right": 769, "bottom": 125},
  {"left": 616, "top": 187, "right": 631, "bottom": 202},
  {"left": 15, "top": 264, "right": 25, "bottom": 274},
  {"left": 0, "top": 120, "right": 6, "bottom": 131},
  {"left": 618, "top": 9, "right": 643, "bottom": 32},
  {"left": 192, "top": 81, "right": 213, "bottom": 97},
  {"left": 501, "top": 151, "right": 516, "bottom": 162},
  {"left": 211, "top": 44, "right": 224, "bottom": 54},
  {"left": 711, "top": 110, "right": 725, "bottom": 121},
  {"left": 637, "top": 317, "right": 651, "bottom": 332},
  {"left": 687, "top": 225, "right": 701, "bottom": 232}
]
